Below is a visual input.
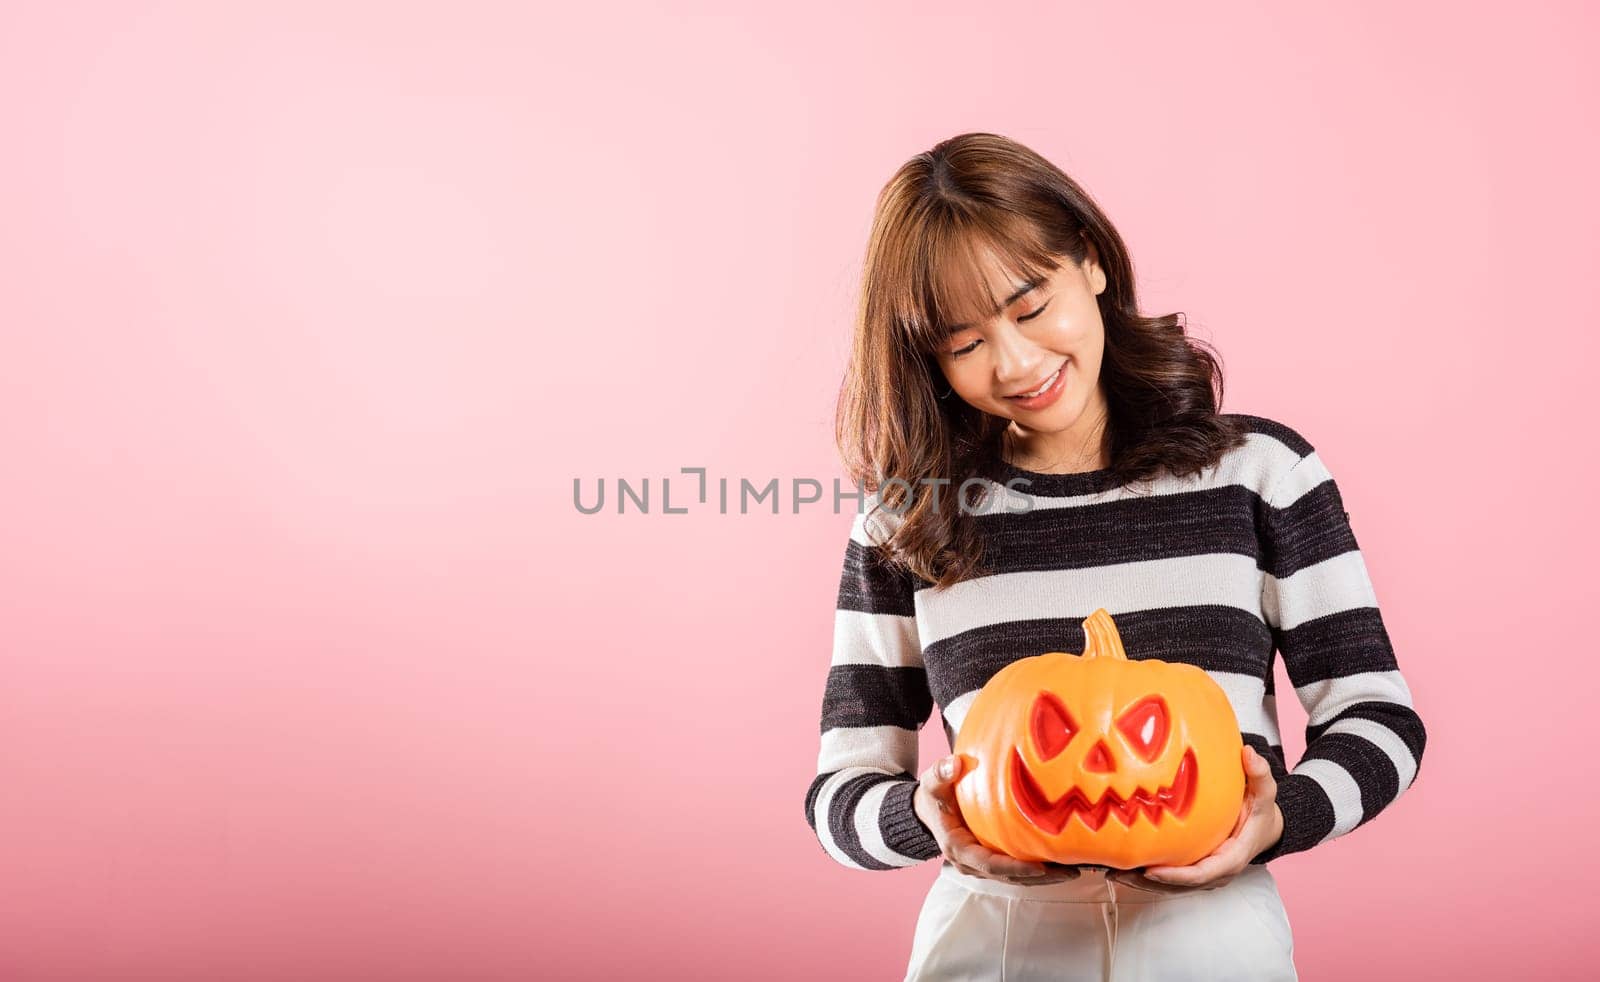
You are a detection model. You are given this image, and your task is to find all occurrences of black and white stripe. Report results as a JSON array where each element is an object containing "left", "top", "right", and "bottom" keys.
[
  {"left": 804, "top": 413, "right": 1426, "bottom": 870},
  {"left": 804, "top": 510, "right": 943, "bottom": 869}
]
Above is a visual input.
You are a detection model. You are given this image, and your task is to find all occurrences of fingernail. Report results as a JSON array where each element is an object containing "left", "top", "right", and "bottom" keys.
[{"left": 939, "top": 759, "right": 953, "bottom": 779}]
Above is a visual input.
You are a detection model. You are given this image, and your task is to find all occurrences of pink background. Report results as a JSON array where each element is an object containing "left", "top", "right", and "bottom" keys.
[{"left": 1, "top": 2, "right": 1595, "bottom": 979}]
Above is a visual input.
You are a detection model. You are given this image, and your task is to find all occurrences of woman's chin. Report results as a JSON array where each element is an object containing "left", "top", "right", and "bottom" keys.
[{"left": 1005, "top": 400, "right": 1082, "bottom": 433}]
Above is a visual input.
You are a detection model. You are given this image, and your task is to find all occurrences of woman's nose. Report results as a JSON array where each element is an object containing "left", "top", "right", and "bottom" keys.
[{"left": 990, "top": 326, "right": 1045, "bottom": 385}]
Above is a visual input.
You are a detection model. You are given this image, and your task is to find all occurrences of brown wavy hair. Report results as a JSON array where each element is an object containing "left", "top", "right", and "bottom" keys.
[{"left": 835, "top": 133, "right": 1247, "bottom": 590}]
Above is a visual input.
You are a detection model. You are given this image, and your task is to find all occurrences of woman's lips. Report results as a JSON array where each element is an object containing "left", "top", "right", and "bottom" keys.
[{"left": 1004, "top": 360, "right": 1068, "bottom": 410}]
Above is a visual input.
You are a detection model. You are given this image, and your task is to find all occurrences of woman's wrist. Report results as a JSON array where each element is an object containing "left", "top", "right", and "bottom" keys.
[{"left": 1262, "top": 802, "right": 1285, "bottom": 852}]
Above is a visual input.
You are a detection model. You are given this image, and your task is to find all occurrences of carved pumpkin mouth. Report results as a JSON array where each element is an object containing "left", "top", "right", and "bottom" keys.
[{"left": 1009, "top": 746, "right": 1198, "bottom": 834}]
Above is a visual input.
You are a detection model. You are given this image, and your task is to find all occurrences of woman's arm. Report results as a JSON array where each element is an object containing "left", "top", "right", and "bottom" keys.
[
  {"left": 803, "top": 504, "right": 941, "bottom": 870},
  {"left": 1251, "top": 439, "right": 1428, "bottom": 863}
]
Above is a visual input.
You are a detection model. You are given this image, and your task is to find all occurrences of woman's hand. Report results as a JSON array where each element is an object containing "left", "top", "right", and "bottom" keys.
[
  {"left": 1110, "top": 745, "right": 1284, "bottom": 895},
  {"left": 914, "top": 754, "right": 1081, "bottom": 886}
]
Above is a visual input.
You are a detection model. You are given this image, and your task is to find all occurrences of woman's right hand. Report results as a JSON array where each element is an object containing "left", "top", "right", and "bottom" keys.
[{"left": 913, "top": 754, "right": 1081, "bottom": 886}]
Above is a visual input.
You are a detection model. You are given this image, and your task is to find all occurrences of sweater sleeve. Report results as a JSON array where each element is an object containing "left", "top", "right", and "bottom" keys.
[
  {"left": 803, "top": 505, "right": 942, "bottom": 870},
  {"left": 1250, "top": 443, "right": 1427, "bottom": 863}
]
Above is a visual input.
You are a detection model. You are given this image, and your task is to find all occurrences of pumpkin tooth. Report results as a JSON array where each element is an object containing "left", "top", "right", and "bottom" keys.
[
  {"left": 1164, "top": 749, "right": 1198, "bottom": 819},
  {"left": 1108, "top": 793, "right": 1141, "bottom": 827}
]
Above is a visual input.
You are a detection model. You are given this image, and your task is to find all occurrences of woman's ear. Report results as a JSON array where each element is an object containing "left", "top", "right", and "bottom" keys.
[{"left": 1082, "top": 240, "right": 1107, "bottom": 296}]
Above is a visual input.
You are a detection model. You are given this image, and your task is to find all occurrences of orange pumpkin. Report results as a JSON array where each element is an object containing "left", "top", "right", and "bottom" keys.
[{"left": 952, "top": 608, "right": 1246, "bottom": 868}]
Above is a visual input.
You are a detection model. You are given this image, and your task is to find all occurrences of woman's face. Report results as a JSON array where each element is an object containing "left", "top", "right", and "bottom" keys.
[{"left": 932, "top": 243, "right": 1109, "bottom": 444}]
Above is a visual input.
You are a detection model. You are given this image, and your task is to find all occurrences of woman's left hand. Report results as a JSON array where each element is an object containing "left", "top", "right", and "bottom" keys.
[{"left": 1110, "top": 745, "right": 1284, "bottom": 895}]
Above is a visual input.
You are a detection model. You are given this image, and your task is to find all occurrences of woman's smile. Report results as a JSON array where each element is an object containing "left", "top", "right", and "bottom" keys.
[{"left": 1003, "top": 358, "right": 1069, "bottom": 411}]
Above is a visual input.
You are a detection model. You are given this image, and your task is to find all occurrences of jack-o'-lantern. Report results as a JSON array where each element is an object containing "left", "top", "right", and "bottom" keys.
[{"left": 952, "top": 608, "right": 1245, "bottom": 868}]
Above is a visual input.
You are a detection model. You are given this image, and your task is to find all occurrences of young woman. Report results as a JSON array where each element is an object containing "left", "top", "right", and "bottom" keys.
[{"left": 803, "top": 134, "right": 1427, "bottom": 981}]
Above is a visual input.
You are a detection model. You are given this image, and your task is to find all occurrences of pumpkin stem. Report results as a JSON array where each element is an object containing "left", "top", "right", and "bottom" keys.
[{"left": 1080, "top": 608, "right": 1129, "bottom": 661}]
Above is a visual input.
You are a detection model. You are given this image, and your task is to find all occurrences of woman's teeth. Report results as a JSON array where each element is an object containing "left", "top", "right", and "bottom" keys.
[{"left": 1014, "top": 367, "right": 1061, "bottom": 398}]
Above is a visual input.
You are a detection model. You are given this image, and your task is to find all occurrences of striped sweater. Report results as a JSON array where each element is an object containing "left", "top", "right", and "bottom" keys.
[{"left": 804, "top": 413, "right": 1426, "bottom": 871}]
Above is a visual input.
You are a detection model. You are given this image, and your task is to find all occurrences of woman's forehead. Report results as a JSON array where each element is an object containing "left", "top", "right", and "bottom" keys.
[{"left": 925, "top": 237, "right": 1059, "bottom": 332}]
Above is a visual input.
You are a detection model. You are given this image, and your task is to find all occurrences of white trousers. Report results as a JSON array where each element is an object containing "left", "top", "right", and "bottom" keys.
[{"left": 904, "top": 862, "right": 1297, "bottom": 982}]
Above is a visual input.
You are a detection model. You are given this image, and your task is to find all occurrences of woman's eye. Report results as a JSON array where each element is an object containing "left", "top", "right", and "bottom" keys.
[
  {"left": 1018, "top": 300, "right": 1051, "bottom": 322},
  {"left": 946, "top": 300, "right": 1048, "bottom": 358}
]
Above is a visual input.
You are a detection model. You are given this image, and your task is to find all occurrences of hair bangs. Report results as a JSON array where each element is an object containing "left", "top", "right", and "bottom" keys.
[{"left": 901, "top": 212, "right": 1061, "bottom": 355}]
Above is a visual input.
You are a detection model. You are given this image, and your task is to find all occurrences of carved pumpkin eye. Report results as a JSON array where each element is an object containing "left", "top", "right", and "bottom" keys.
[
  {"left": 1030, "top": 691, "right": 1077, "bottom": 760},
  {"left": 1116, "top": 697, "right": 1170, "bottom": 762}
]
